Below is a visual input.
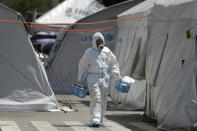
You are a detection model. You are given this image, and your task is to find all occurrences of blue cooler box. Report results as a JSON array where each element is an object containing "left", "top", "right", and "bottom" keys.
[
  {"left": 115, "top": 80, "right": 130, "bottom": 93},
  {"left": 72, "top": 84, "right": 88, "bottom": 98}
]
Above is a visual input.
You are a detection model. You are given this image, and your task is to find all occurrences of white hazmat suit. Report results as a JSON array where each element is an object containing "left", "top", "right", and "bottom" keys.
[{"left": 78, "top": 32, "right": 121, "bottom": 124}]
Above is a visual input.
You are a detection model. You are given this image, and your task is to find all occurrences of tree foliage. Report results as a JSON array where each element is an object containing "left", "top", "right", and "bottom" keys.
[{"left": 1, "top": 0, "right": 59, "bottom": 21}]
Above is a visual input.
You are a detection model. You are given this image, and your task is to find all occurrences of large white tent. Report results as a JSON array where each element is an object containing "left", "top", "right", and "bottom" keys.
[
  {"left": 35, "top": 0, "right": 105, "bottom": 60},
  {"left": 0, "top": 3, "right": 57, "bottom": 111},
  {"left": 46, "top": 0, "right": 144, "bottom": 93},
  {"left": 109, "top": 0, "right": 154, "bottom": 110},
  {"left": 36, "top": 0, "right": 105, "bottom": 28},
  {"left": 133, "top": 0, "right": 197, "bottom": 129}
]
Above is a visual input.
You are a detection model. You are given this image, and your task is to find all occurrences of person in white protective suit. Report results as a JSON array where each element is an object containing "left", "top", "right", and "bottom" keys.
[{"left": 78, "top": 32, "right": 121, "bottom": 127}]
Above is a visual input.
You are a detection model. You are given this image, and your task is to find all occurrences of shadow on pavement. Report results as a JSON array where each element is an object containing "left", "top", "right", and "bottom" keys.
[
  {"left": 80, "top": 100, "right": 143, "bottom": 111},
  {"left": 105, "top": 114, "right": 161, "bottom": 131},
  {"left": 80, "top": 100, "right": 90, "bottom": 107}
]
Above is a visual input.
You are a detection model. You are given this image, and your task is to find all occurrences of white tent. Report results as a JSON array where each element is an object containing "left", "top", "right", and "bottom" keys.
[
  {"left": 0, "top": 3, "right": 57, "bottom": 111},
  {"left": 134, "top": 0, "right": 197, "bottom": 129},
  {"left": 36, "top": 0, "right": 105, "bottom": 60},
  {"left": 46, "top": 0, "right": 144, "bottom": 93},
  {"left": 36, "top": 0, "right": 105, "bottom": 28},
  {"left": 109, "top": 0, "right": 154, "bottom": 110}
]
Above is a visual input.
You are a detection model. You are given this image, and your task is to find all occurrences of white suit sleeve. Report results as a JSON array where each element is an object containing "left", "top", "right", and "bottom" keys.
[
  {"left": 78, "top": 50, "right": 89, "bottom": 82},
  {"left": 108, "top": 51, "right": 121, "bottom": 80}
]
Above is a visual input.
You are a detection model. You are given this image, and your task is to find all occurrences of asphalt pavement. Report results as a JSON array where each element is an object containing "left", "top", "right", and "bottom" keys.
[{"left": 0, "top": 95, "right": 161, "bottom": 131}]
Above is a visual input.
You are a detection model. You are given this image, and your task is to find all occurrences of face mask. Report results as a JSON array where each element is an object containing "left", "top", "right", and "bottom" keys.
[
  {"left": 98, "top": 43, "right": 104, "bottom": 50},
  {"left": 96, "top": 40, "right": 104, "bottom": 50}
]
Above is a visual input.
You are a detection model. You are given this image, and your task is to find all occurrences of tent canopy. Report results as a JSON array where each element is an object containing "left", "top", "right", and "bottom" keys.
[
  {"left": 0, "top": 3, "right": 57, "bottom": 111},
  {"left": 109, "top": 0, "right": 153, "bottom": 110},
  {"left": 36, "top": 0, "right": 105, "bottom": 27},
  {"left": 134, "top": 0, "right": 197, "bottom": 129}
]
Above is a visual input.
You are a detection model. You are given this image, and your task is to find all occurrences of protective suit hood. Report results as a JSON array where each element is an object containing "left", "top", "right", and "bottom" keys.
[{"left": 92, "top": 32, "right": 105, "bottom": 49}]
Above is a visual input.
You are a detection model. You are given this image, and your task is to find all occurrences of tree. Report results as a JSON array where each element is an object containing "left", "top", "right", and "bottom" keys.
[{"left": 1, "top": 0, "right": 59, "bottom": 21}]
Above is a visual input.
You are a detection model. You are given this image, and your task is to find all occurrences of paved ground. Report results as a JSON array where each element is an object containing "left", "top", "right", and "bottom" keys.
[{"left": 0, "top": 95, "right": 161, "bottom": 131}]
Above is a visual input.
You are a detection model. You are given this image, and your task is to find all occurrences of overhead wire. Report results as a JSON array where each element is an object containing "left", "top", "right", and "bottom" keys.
[
  {"left": 0, "top": 14, "right": 149, "bottom": 26},
  {"left": 0, "top": 14, "right": 149, "bottom": 32}
]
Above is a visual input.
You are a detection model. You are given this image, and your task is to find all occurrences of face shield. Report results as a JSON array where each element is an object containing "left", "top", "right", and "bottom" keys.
[{"left": 96, "top": 39, "right": 104, "bottom": 50}]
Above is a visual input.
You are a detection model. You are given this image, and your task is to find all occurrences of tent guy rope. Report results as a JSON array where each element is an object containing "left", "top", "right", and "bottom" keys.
[
  {"left": 0, "top": 14, "right": 149, "bottom": 25},
  {"left": 0, "top": 15, "right": 149, "bottom": 32}
]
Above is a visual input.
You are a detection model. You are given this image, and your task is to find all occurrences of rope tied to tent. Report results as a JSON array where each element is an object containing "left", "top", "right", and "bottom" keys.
[
  {"left": 27, "top": 25, "right": 117, "bottom": 32},
  {"left": 0, "top": 14, "right": 150, "bottom": 32},
  {"left": 0, "top": 14, "right": 149, "bottom": 25}
]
